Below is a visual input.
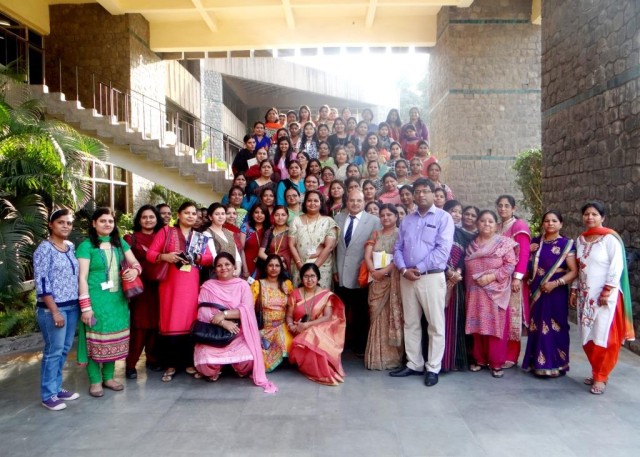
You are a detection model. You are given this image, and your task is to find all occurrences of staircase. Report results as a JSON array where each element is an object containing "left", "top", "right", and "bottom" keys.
[{"left": 31, "top": 84, "right": 236, "bottom": 204}]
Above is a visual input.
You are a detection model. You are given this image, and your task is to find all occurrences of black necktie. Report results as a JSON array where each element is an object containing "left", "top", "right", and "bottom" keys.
[{"left": 344, "top": 215, "right": 355, "bottom": 247}]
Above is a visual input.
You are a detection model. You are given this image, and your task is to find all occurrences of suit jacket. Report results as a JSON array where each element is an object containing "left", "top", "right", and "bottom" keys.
[{"left": 335, "top": 211, "right": 382, "bottom": 289}]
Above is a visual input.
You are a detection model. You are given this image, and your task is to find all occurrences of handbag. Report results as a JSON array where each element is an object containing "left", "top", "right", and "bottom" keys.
[
  {"left": 148, "top": 228, "right": 171, "bottom": 281},
  {"left": 120, "top": 253, "right": 144, "bottom": 299},
  {"left": 190, "top": 302, "right": 240, "bottom": 347}
]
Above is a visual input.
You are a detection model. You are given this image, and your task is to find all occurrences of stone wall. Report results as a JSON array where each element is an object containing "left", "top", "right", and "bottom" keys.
[
  {"left": 541, "top": 0, "right": 640, "bottom": 347},
  {"left": 46, "top": 3, "right": 166, "bottom": 141},
  {"left": 200, "top": 69, "right": 225, "bottom": 161},
  {"left": 427, "top": 0, "right": 541, "bottom": 209}
]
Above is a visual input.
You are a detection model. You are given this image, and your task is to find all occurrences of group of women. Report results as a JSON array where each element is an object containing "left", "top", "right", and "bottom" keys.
[{"left": 34, "top": 104, "right": 634, "bottom": 410}]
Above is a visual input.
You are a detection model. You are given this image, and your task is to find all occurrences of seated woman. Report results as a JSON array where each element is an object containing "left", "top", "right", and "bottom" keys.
[
  {"left": 286, "top": 263, "right": 346, "bottom": 385},
  {"left": 251, "top": 254, "right": 293, "bottom": 372},
  {"left": 194, "top": 253, "right": 277, "bottom": 393}
]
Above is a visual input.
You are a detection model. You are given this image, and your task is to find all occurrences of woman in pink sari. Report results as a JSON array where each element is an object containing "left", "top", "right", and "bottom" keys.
[
  {"left": 465, "top": 210, "right": 518, "bottom": 378},
  {"left": 496, "top": 195, "right": 531, "bottom": 368},
  {"left": 194, "top": 252, "right": 277, "bottom": 393},
  {"left": 287, "top": 263, "right": 346, "bottom": 385}
]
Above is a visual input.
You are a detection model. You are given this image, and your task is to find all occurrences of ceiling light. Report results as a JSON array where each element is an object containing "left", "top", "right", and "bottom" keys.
[{"left": 0, "top": 20, "right": 10, "bottom": 27}]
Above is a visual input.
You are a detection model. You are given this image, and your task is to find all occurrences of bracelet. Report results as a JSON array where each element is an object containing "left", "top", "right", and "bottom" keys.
[
  {"left": 132, "top": 263, "right": 142, "bottom": 274},
  {"left": 81, "top": 307, "right": 93, "bottom": 312},
  {"left": 570, "top": 290, "right": 577, "bottom": 295}
]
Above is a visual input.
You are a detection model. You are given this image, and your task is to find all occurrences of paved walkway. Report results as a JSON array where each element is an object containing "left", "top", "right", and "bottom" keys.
[{"left": 2, "top": 329, "right": 640, "bottom": 457}]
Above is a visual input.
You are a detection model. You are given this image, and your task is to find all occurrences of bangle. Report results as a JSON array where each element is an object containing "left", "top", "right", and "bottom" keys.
[
  {"left": 81, "top": 307, "right": 93, "bottom": 313},
  {"left": 79, "top": 296, "right": 92, "bottom": 311},
  {"left": 401, "top": 268, "right": 407, "bottom": 276},
  {"left": 132, "top": 263, "right": 142, "bottom": 274}
]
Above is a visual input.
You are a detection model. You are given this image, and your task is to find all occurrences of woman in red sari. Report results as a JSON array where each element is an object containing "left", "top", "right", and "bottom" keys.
[
  {"left": 287, "top": 263, "right": 346, "bottom": 385},
  {"left": 123, "top": 205, "right": 164, "bottom": 379},
  {"left": 146, "top": 201, "right": 214, "bottom": 382}
]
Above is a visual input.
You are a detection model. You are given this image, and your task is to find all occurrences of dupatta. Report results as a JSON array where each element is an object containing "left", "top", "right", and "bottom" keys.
[
  {"left": 198, "top": 278, "right": 278, "bottom": 393},
  {"left": 582, "top": 227, "right": 635, "bottom": 343}
]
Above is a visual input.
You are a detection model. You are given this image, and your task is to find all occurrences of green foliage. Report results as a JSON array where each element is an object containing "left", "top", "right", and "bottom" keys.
[
  {"left": 513, "top": 148, "right": 543, "bottom": 234},
  {"left": 0, "top": 65, "right": 107, "bottom": 293},
  {"left": 149, "top": 183, "right": 198, "bottom": 210},
  {"left": 0, "top": 290, "right": 37, "bottom": 338},
  {"left": 117, "top": 212, "right": 134, "bottom": 235}
]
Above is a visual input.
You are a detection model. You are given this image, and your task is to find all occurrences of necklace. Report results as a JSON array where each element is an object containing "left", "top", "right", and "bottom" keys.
[
  {"left": 49, "top": 239, "right": 69, "bottom": 252},
  {"left": 302, "top": 287, "right": 317, "bottom": 319},
  {"left": 543, "top": 234, "right": 560, "bottom": 243},
  {"left": 272, "top": 226, "right": 287, "bottom": 254}
]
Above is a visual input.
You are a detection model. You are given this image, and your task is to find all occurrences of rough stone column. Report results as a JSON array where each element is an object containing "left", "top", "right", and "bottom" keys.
[
  {"left": 200, "top": 68, "right": 224, "bottom": 162},
  {"left": 541, "top": 0, "right": 640, "bottom": 345},
  {"left": 427, "top": 0, "right": 541, "bottom": 208}
]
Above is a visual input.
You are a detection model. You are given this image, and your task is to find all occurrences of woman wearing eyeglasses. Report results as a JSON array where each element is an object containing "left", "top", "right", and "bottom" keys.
[{"left": 286, "top": 263, "right": 346, "bottom": 385}]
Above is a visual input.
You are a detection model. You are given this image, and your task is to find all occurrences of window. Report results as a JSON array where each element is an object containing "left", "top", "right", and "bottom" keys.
[{"left": 87, "top": 161, "right": 130, "bottom": 214}]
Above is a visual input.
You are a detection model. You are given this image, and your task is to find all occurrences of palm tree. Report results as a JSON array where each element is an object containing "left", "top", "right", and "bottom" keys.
[{"left": 0, "top": 68, "right": 108, "bottom": 290}]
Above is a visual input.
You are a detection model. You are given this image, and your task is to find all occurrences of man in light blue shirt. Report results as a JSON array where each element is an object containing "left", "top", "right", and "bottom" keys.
[{"left": 391, "top": 178, "right": 454, "bottom": 386}]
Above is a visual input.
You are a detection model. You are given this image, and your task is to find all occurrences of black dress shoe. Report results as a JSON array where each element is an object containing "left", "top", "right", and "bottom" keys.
[
  {"left": 424, "top": 371, "right": 439, "bottom": 387},
  {"left": 125, "top": 368, "right": 137, "bottom": 379},
  {"left": 389, "top": 366, "right": 424, "bottom": 377}
]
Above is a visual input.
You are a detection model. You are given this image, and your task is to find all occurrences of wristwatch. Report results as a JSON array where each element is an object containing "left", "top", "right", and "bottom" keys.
[{"left": 223, "top": 311, "right": 228, "bottom": 318}]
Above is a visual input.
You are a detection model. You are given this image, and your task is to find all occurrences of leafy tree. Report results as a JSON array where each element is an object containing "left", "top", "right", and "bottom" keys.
[
  {"left": 0, "top": 68, "right": 107, "bottom": 292},
  {"left": 513, "top": 148, "right": 543, "bottom": 232}
]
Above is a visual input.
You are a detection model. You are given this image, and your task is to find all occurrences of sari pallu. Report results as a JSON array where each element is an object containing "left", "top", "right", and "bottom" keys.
[
  {"left": 442, "top": 227, "right": 475, "bottom": 372},
  {"left": 500, "top": 218, "right": 531, "bottom": 352},
  {"left": 364, "top": 229, "right": 403, "bottom": 371},
  {"left": 289, "top": 288, "right": 346, "bottom": 385},
  {"left": 522, "top": 236, "right": 574, "bottom": 376}
]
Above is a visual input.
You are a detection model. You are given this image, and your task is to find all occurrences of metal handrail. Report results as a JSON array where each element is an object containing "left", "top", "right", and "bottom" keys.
[{"left": 50, "top": 59, "right": 243, "bottom": 176}]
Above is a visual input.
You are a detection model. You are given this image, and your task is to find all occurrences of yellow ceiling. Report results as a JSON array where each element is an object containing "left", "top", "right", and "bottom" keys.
[{"left": 1, "top": 0, "right": 476, "bottom": 51}]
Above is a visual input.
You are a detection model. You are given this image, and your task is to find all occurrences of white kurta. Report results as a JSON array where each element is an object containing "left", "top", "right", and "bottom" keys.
[{"left": 575, "top": 234, "right": 623, "bottom": 347}]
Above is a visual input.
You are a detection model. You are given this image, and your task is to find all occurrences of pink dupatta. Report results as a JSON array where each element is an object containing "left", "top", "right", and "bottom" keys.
[
  {"left": 198, "top": 278, "right": 277, "bottom": 393},
  {"left": 465, "top": 235, "right": 518, "bottom": 310}
]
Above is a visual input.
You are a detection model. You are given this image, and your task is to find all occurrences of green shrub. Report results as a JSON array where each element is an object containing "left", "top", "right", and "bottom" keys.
[
  {"left": 513, "top": 148, "right": 543, "bottom": 235},
  {"left": 0, "top": 290, "right": 37, "bottom": 337}
]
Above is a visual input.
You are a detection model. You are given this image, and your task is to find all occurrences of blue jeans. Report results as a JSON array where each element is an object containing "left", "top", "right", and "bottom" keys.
[{"left": 37, "top": 304, "right": 79, "bottom": 401}]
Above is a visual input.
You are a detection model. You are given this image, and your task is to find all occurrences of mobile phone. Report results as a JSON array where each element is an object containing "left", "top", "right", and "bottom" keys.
[{"left": 90, "top": 316, "right": 97, "bottom": 327}]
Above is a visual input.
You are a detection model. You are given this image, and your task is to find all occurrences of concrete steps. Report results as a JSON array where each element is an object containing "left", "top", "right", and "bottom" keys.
[{"left": 31, "top": 85, "right": 233, "bottom": 200}]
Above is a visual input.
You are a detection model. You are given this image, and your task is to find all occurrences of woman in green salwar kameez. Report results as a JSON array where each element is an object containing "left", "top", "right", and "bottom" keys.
[{"left": 77, "top": 208, "right": 142, "bottom": 398}]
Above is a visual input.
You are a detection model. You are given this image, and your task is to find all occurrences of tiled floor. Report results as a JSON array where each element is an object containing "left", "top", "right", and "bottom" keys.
[{"left": 2, "top": 330, "right": 640, "bottom": 457}]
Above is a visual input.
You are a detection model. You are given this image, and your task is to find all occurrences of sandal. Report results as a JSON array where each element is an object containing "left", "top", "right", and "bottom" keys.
[
  {"left": 102, "top": 380, "right": 124, "bottom": 391},
  {"left": 185, "top": 367, "right": 197, "bottom": 376},
  {"left": 207, "top": 373, "right": 220, "bottom": 382},
  {"left": 491, "top": 369, "right": 504, "bottom": 378},
  {"left": 161, "top": 369, "right": 176, "bottom": 382},
  {"left": 502, "top": 361, "right": 516, "bottom": 369},
  {"left": 192, "top": 372, "right": 204, "bottom": 380},
  {"left": 89, "top": 384, "right": 104, "bottom": 398},
  {"left": 590, "top": 382, "right": 606, "bottom": 395},
  {"left": 469, "top": 364, "right": 483, "bottom": 372},
  {"left": 583, "top": 377, "right": 594, "bottom": 385}
]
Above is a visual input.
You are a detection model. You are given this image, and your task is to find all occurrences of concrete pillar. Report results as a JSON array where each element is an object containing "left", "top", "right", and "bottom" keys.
[
  {"left": 541, "top": 0, "right": 640, "bottom": 343},
  {"left": 427, "top": 0, "right": 541, "bottom": 208}
]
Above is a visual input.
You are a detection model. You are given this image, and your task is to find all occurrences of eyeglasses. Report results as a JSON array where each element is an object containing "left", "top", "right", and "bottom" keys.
[
  {"left": 302, "top": 275, "right": 317, "bottom": 280},
  {"left": 414, "top": 189, "right": 432, "bottom": 195}
]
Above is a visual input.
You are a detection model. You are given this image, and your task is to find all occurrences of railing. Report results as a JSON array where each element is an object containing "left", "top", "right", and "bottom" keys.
[{"left": 50, "top": 59, "right": 243, "bottom": 177}]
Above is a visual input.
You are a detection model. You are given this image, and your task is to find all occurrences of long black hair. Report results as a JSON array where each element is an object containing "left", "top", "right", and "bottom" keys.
[{"left": 88, "top": 207, "right": 122, "bottom": 248}]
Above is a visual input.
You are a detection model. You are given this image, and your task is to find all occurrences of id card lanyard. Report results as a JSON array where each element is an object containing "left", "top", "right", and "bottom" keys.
[{"left": 99, "top": 247, "right": 116, "bottom": 290}]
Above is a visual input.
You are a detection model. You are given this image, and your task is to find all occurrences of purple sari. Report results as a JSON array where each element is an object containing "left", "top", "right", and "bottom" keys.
[{"left": 522, "top": 236, "right": 575, "bottom": 376}]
